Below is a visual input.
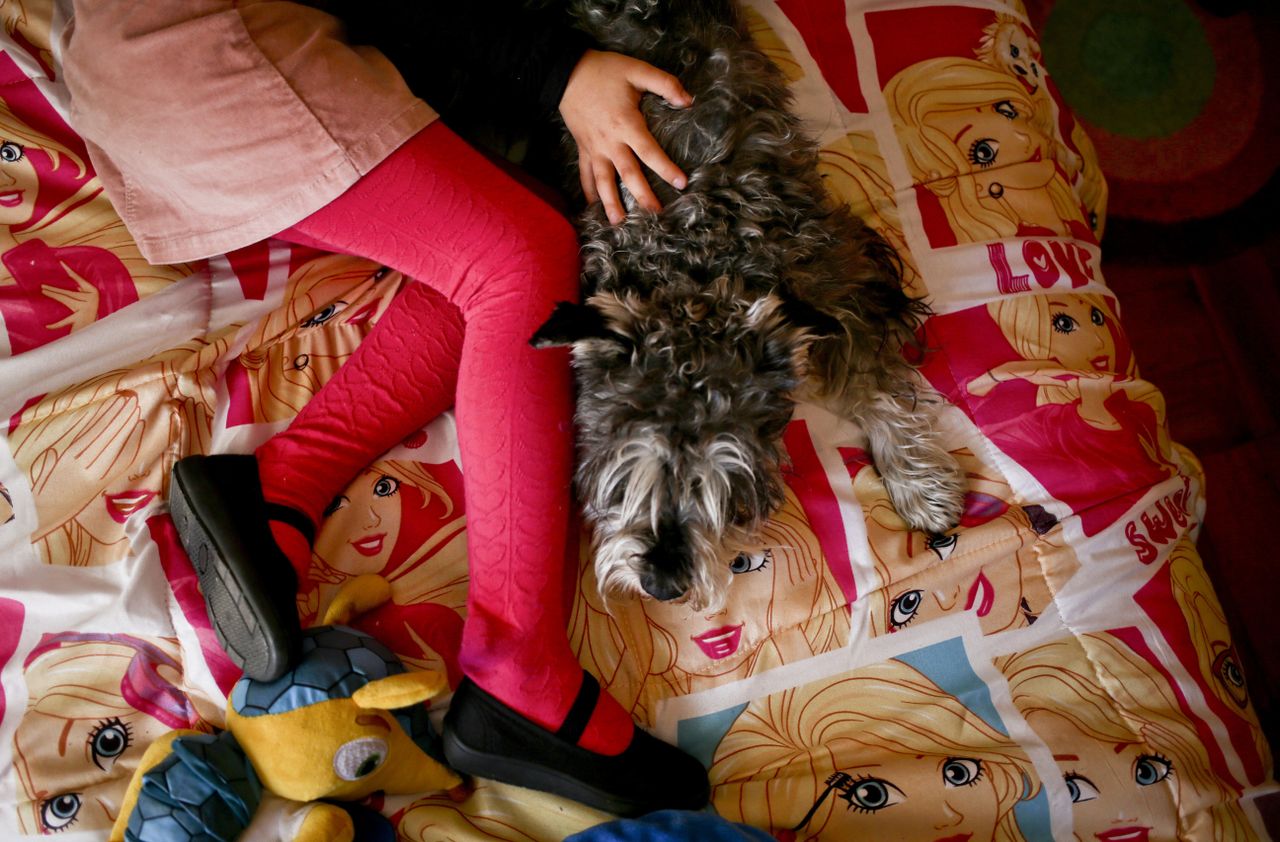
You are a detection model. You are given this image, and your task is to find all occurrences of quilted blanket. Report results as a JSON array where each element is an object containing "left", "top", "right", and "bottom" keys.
[{"left": 0, "top": 0, "right": 1274, "bottom": 839}]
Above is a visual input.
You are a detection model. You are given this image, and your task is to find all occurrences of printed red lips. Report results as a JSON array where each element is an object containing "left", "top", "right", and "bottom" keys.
[
  {"left": 105, "top": 490, "right": 157, "bottom": 524},
  {"left": 692, "top": 624, "right": 744, "bottom": 659},
  {"left": 350, "top": 532, "right": 386, "bottom": 557},
  {"left": 1096, "top": 828, "right": 1151, "bottom": 842},
  {"left": 965, "top": 570, "right": 995, "bottom": 617}
]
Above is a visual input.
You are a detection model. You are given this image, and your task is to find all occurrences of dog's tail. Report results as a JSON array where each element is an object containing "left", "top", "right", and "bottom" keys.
[{"left": 567, "top": 0, "right": 744, "bottom": 75}]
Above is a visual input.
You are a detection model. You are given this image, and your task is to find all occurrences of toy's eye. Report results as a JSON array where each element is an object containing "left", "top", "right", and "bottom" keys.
[
  {"left": 40, "top": 793, "right": 81, "bottom": 831},
  {"left": 333, "top": 737, "right": 388, "bottom": 781}
]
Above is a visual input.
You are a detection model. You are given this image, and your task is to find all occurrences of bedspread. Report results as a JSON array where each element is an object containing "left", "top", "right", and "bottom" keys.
[{"left": 0, "top": 0, "right": 1275, "bottom": 839}]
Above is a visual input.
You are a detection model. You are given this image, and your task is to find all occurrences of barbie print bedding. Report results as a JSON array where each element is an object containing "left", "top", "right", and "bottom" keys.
[{"left": 0, "top": 0, "right": 1275, "bottom": 839}]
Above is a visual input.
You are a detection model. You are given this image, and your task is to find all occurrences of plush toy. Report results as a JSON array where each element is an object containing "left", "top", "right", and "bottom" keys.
[{"left": 110, "top": 575, "right": 466, "bottom": 842}]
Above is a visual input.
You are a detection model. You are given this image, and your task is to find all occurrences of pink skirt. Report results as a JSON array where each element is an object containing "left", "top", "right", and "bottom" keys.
[{"left": 60, "top": 0, "right": 437, "bottom": 264}]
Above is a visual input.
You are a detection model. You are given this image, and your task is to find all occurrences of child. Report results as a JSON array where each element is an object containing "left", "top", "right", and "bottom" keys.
[{"left": 59, "top": 0, "right": 707, "bottom": 816}]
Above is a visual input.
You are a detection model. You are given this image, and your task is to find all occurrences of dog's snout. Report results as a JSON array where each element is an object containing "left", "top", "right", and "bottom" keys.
[{"left": 640, "top": 570, "right": 687, "bottom": 602}]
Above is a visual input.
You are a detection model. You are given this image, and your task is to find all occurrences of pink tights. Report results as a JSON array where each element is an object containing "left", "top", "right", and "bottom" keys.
[{"left": 259, "top": 121, "right": 633, "bottom": 755}]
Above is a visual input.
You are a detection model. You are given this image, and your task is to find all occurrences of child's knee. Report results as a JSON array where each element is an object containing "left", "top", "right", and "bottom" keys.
[{"left": 491, "top": 208, "right": 581, "bottom": 309}]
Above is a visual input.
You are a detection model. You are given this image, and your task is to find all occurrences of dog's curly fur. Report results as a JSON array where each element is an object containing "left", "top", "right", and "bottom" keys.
[{"left": 532, "top": 0, "right": 966, "bottom": 610}]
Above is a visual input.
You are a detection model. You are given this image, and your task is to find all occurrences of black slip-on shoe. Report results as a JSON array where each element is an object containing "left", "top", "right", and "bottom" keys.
[
  {"left": 442, "top": 675, "right": 711, "bottom": 817},
  {"left": 169, "top": 454, "right": 307, "bottom": 682}
]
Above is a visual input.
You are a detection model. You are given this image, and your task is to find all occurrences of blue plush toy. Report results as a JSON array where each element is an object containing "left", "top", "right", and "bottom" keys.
[{"left": 110, "top": 575, "right": 465, "bottom": 842}]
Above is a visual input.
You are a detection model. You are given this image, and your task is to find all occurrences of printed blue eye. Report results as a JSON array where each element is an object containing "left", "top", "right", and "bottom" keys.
[
  {"left": 1064, "top": 772, "right": 1100, "bottom": 803},
  {"left": 942, "top": 757, "right": 983, "bottom": 787},
  {"left": 88, "top": 717, "right": 131, "bottom": 770},
  {"left": 1134, "top": 754, "right": 1173, "bottom": 786},
  {"left": 969, "top": 139, "right": 999, "bottom": 168},
  {"left": 41, "top": 794, "right": 81, "bottom": 831},
  {"left": 302, "top": 300, "right": 348, "bottom": 328},
  {"left": 0, "top": 141, "right": 24, "bottom": 163},
  {"left": 835, "top": 774, "right": 905, "bottom": 813},
  {"left": 889, "top": 589, "right": 923, "bottom": 629},
  {"left": 1220, "top": 654, "right": 1245, "bottom": 688},
  {"left": 1051, "top": 312, "right": 1078, "bottom": 334},
  {"left": 926, "top": 533, "right": 958, "bottom": 561},
  {"left": 730, "top": 549, "right": 771, "bottom": 574},
  {"left": 373, "top": 476, "right": 400, "bottom": 497}
]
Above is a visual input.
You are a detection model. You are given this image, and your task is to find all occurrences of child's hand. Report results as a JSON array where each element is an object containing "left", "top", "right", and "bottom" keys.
[{"left": 560, "top": 49, "right": 692, "bottom": 224}]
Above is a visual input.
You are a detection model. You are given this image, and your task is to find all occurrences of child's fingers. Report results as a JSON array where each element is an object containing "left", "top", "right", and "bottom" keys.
[
  {"left": 613, "top": 148, "right": 662, "bottom": 214},
  {"left": 578, "top": 156, "right": 599, "bottom": 203},
  {"left": 627, "top": 127, "right": 687, "bottom": 191},
  {"left": 595, "top": 164, "right": 626, "bottom": 225},
  {"left": 628, "top": 62, "right": 693, "bottom": 108}
]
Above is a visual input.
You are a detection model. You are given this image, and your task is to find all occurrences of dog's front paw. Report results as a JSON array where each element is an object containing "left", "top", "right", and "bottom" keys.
[{"left": 881, "top": 449, "right": 967, "bottom": 535}]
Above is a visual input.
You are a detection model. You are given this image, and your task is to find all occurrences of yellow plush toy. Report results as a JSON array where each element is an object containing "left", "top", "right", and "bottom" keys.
[{"left": 111, "top": 575, "right": 465, "bottom": 842}]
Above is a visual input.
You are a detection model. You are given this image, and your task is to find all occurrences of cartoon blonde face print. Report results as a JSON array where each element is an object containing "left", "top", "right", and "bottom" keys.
[
  {"left": 852, "top": 448, "right": 1062, "bottom": 637},
  {"left": 8, "top": 342, "right": 218, "bottom": 565},
  {"left": 1165, "top": 538, "right": 1271, "bottom": 776},
  {"left": 975, "top": 12, "right": 1106, "bottom": 235},
  {"left": 235, "top": 256, "right": 399, "bottom": 425},
  {"left": 1000, "top": 634, "right": 1256, "bottom": 842},
  {"left": 315, "top": 467, "right": 407, "bottom": 577},
  {"left": 0, "top": 135, "right": 40, "bottom": 228},
  {"left": 1041, "top": 295, "right": 1116, "bottom": 373},
  {"left": 711, "top": 659, "right": 1039, "bottom": 841},
  {"left": 311, "top": 460, "right": 454, "bottom": 582},
  {"left": 2, "top": 84, "right": 188, "bottom": 355},
  {"left": 634, "top": 486, "right": 848, "bottom": 683},
  {"left": 12, "top": 632, "right": 217, "bottom": 835},
  {"left": 1167, "top": 539, "right": 1251, "bottom": 712},
  {"left": 968, "top": 293, "right": 1127, "bottom": 428},
  {"left": 885, "top": 56, "right": 1089, "bottom": 243}
]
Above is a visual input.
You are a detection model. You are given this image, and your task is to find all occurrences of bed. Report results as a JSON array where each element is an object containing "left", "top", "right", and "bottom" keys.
[{"left": 0, "top": 0, "right": 1275, "bottom": 839}]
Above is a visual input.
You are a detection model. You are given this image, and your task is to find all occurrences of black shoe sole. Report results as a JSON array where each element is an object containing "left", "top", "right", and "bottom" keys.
[{"left": 169, "top": 455, "right": 301, "bottom": 682}]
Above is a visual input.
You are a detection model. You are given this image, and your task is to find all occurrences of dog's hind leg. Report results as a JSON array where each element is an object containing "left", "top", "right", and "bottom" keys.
[{"left": 853, "top": 387, "right": 967, "bottom": 535}]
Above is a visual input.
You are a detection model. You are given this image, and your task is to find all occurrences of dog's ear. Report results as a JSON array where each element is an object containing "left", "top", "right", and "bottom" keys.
[
  {"left": 529, "top": 301, "right": 623, "bottom": 348},
  {"left": 774, "top": 291, "right": 844, "bottom": 339}
]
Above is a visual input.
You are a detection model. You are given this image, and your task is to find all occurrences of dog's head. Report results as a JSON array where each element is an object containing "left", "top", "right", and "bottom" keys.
[{"left": 532, "top": 276, "right": 836, "bottom": 611}]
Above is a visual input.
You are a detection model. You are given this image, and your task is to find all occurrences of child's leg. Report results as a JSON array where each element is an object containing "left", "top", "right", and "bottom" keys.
[
  {"left": 170, "top": 273, "right": 464, "bottom": 680},
  {"left": 252, "top": 277, "right": 465, "bottom": 582},
  {"left": 176, "top": 121, "right": 706, "bottom": 812},
  {"left": 282, "top": 121, "right": 635, "bottom": 756}
]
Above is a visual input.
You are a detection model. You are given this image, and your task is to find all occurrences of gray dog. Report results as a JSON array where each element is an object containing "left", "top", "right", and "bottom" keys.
[{"left": 531, "top": 0, "right": 966, "bottom": 611}]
